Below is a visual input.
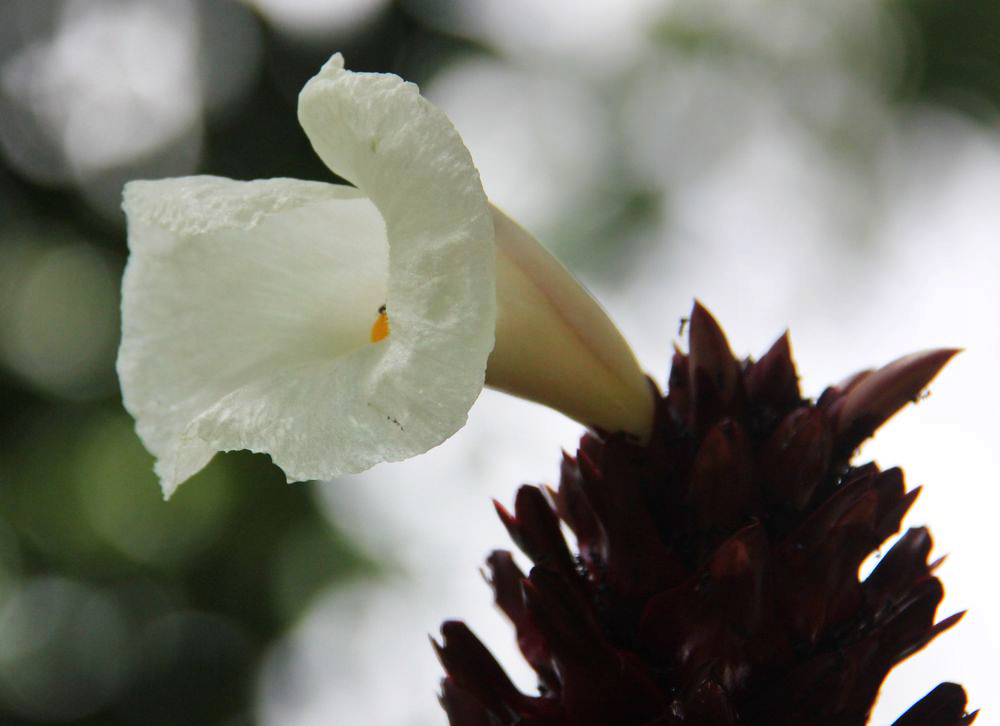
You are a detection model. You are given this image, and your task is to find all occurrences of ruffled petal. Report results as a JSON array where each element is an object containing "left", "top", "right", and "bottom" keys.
[
  {"left": 299, "top": 55, "right": 650, "bottom": 441},
  {"left": 297, "top": 54, "right": 496, "bottom": 420},
  {"left": 121, "top": 52, "right": 497, "bottom": 497},
  {"left": 119, "top": 176, "right": 398, "bottom": 495}
]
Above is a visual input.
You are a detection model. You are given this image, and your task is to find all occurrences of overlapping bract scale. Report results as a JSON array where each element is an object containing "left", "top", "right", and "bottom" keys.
[{"left": 436, "top": 303, "right": 973, "bottom": 726}]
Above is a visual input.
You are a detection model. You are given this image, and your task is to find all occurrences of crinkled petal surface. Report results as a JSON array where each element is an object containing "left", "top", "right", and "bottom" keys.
[{"left": 119, "top": 54, "right": 495, "bottom": 497}]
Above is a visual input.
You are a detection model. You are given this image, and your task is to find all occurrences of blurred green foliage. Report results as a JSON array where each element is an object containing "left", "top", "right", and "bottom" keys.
[
  {"left": 0, "top": 397, "right": 373, "bottom": 724},
  {"left": 895, "top": 0, "right": 1000, "bottom": 119},
  {"left": 0, "top": 7, "right": 397, "bottom": 723}
]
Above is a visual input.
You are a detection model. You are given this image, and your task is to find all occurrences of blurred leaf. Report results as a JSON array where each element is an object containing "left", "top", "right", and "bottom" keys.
[{"left": 893, "top": 0, "right": 1000, "bottom": 119}]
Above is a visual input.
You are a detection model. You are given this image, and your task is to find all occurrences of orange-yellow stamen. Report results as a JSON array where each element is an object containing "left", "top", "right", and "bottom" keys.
[{"left": 370, "top": 304, "right": 389, "bottom": 343}]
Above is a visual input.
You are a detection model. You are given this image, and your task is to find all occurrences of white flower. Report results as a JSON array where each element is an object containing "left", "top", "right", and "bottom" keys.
[{"left": 118, "top": 54, "right": 653, "bottom": 498}]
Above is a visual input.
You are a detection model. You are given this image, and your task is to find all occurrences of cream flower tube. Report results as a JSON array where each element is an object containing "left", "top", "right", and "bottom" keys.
[
  {"left": 488, "top": 206, "right": 654, "bottom": 437},
  {"left": 117, "top": 54, "right": 652, "bottom": 498}
]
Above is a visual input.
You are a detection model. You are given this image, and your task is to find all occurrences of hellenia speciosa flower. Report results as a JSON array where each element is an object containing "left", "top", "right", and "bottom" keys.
[{"left": 118, "top": 54, "right": 653, "bottom": 498}]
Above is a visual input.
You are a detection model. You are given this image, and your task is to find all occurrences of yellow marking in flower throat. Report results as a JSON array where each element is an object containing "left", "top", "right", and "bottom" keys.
[{"left": 370, "top": 304, "right": 389, "bottom": 343}]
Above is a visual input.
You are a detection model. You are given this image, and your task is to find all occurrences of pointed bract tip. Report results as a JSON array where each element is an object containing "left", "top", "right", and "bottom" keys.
[
  {"left": 943, "top": 610, "right": 967, "bottom": 627},
  {"left": 834, "top": 348, "right": 960, "bottom": 443},
  {"left": 494, "top": 499, "right": 516, "bottom": 528},
  {"left": 745, "top": 329, "right": 802, "bottom": 413},
  {"left": 688, "top": 300, "right": 739, "bottom": 403},
  {"left": 430, "top": 633, "right": 445, "bottom": 661},
  {"left": 891, "top": 682, "right": 977, "bottom": 726},
  {"left": 689, "top": 301, "right": 735, "bottom": 359}
]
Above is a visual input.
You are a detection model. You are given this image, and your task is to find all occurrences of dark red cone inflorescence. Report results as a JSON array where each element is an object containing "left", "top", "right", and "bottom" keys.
[{"left": 435, "top": 302, "right": 975, "bottom": 726}]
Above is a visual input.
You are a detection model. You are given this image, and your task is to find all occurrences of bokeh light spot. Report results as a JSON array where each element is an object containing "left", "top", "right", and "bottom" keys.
[
  {"left": 75, "top": 412, "right": 234, "bottom": 567},
  {"left": 0, "top": 0, "right": 202, "bottom": 183},
  {"left": 0, "top": 577, "right": 132, "bottom": 721},
  {"left": 427, "top": 58, "right": 606, "bottom": 235},
  {"left": 0, "top": 239, "right": 119, "bottom": 400},
  {"left": 244, "top": 0, "right": 389, "bottom": 40}
]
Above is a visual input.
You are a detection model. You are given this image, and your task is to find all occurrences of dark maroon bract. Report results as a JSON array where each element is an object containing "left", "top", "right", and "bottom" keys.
[{"left": 434, "top": 302, "right": 975, "bottom": 726}]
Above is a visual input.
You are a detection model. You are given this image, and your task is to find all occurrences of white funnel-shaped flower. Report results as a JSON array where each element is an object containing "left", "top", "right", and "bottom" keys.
[{"left": 117, "top": 54, "right": 653, "bottom": 498}]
